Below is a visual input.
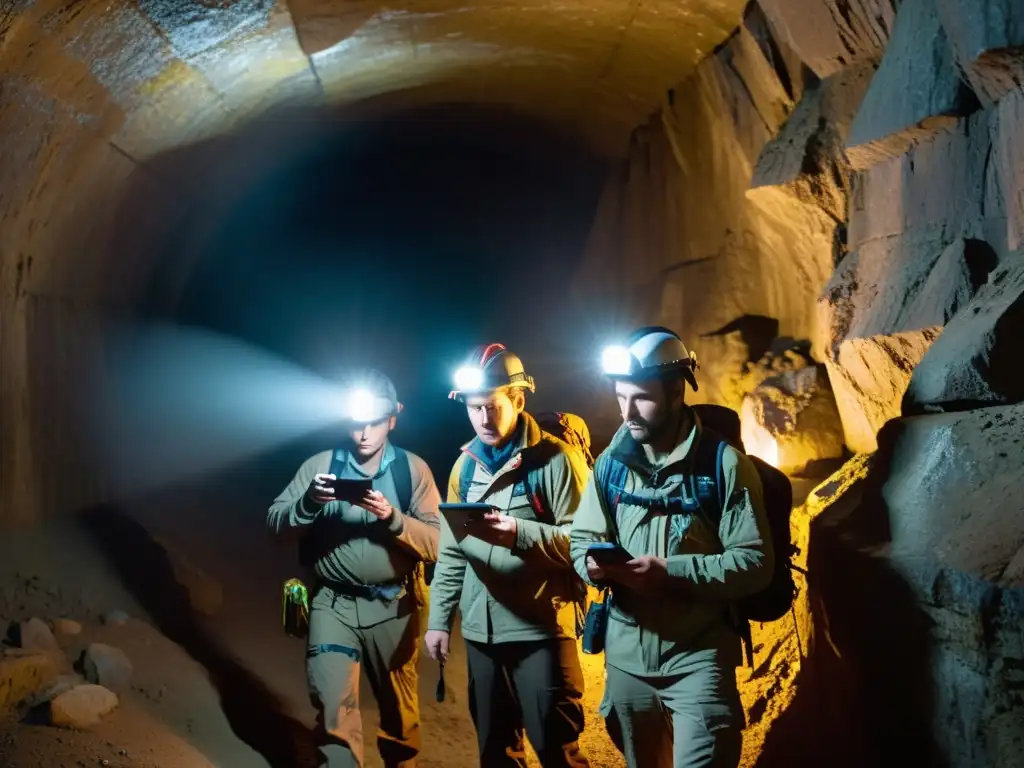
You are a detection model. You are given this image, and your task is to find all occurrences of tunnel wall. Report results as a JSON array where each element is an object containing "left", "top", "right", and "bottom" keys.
[
  {"left": 575, "top": 1, "right": 1024, "bottom": 764},
  {"left": 0, "top": 0, "right": 320, "bottom": 526}
]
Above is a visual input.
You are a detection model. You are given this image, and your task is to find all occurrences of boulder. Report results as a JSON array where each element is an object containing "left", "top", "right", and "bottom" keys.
[
  {"left": 49, "top": 684, "right": 119, "bottom": 729},
  {"left": 904, "top": 253, "right": 1024, "bottom": 413},
  {"left": 878, "top": 405, "right": 1024, "bottom": 765},
  {"left": 845, "top": 0, "right": 977, "bottom": 170},
  {"left": 883, "top": 404, "right": 1024, "bottom": 581},
  {"left": 740, "top": 365, "right": 845, "bottom": 474},
  {"left": 102, "top": 609, "right": 130, "bottom": 626},
  {"left": 754, "top": 0, "right": 896, "bottom": 79},
  {"left": 936, "top": 0, "right": 1024, "bottom": 105},
  {"left": 80, "top": 643, "right": 133, "bottom": 691},
  {"left": 0, "top": 649, "right": 59, "bottom": 717},
  {"left": 50, "top": 618, "right": 82, "bottom": 636},
  {"left": 11, "top": 617, "right": 62, "bottom": 657},
  {"left": 825, "top": 329, "right": 940, "bottom": 453}
]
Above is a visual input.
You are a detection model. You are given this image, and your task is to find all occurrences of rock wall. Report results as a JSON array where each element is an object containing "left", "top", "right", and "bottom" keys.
[
  {"left": 572, "top": 3, "right": 841, "bottom": 420},
  {"left": 576, "top": 0, "right": 1024, "bottom": 765}
]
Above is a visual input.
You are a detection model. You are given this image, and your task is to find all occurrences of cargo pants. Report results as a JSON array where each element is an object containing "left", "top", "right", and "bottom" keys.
[
  {"left": 306, "top": 587, "right": 422, "bottom": 768},
  {"left": 601, "top": 650, "right": 744, "bottom": 768}
]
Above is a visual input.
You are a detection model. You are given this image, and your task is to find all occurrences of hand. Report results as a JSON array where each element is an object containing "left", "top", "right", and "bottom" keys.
[
  {"left": 424, "top": 629, "right": 450, "bottom": 661},
  {"left": 465, "top": 510, "right": 517, "bottom": 549},
  {"left": 357, "top": 490, "right": 394, "bottom": 521},
  {"left": 307, "top": 473, "right": 337, "bottom": 506},
  {"left": 601, "top": 555, "right": 669, "bottom": 591},
  {"left": 585, "top": 555, "right": 605, "bottom": 583}
]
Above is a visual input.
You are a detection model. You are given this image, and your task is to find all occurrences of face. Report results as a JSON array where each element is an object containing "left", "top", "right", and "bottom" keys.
[
  {"left": 465, "top": 388, "right": 524, "bottom": 446},
  {"left": 347, "top": 415, "right": 396, "bottom": 460},
  {"left": 614, "top": 378, "right": 681, "bottom": 443}
]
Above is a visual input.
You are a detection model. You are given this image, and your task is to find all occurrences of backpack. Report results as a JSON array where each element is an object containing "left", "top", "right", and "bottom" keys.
[
  {"left": 299, "top": 446, "right": 422, "bottom": 575},
  {"left": 594, "top": 406, "right": 798, "bottom": 666},
  {"left": 457, "top": 411, "right": 595, "bottom": 636}
]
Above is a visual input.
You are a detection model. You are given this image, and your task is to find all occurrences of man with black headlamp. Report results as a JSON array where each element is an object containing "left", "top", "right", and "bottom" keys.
[{"left": 268, "top": 367, "right": 441, "bottom": 768}]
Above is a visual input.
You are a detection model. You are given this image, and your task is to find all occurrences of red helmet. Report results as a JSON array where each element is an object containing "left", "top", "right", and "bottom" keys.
[{"left": 448, "top": 343, "right": 535, "bottom": 401}]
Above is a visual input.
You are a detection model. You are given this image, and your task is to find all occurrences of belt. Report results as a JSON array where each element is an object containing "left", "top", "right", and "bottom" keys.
[{"left": 319, "top": 578, "right": 407, "bottom": 603}]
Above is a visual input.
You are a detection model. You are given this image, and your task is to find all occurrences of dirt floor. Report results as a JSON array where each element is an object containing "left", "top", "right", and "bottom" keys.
[
  {"left": 0, "top": 476, "right": 826, "bottom": 768},
  {"left": 0, "top": 513, "right": 625, "bottom": 768}
]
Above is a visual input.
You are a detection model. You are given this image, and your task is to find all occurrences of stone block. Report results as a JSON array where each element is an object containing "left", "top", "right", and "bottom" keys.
[
  {"left": 936, "top": 0, "right": 1024, "bottom": 104},
  {"left": 883, "top": 404, "right": 1024, "bottom": 583},
  {"left": 755, "top": 0, "right": 896, "bottom": 79},
  {"left": 825, "top": 329, "right": 939, "bottom": 452},
  {"left": 846, "top": 0, "right": 977, "bottom": 170},
  {"left": 995, "top": 87, "right": 1024, "bottom": 252},
  {"left": 904, "top": 252, "right": 1024, "bottom": 412}
]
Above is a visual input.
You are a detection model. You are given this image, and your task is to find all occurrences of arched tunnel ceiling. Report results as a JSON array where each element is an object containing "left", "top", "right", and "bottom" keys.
[{"left": 2, "top": 0, "right": 747, "bottom": 157}]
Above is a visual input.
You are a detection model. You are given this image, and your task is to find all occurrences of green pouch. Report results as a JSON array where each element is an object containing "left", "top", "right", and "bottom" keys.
[{"left": 282, "top": 577, "right": 310, "bottom": 638}]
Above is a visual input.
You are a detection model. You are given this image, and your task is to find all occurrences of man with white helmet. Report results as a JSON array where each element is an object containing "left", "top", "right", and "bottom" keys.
[
  {"left": 424, "top": 343, "right": 591, "bottom": 768},
  {"left": 570, "top": 327, "right": 774, "bottom": 768},
  {"left": 268, "top": 367, "right": 441, "bottom": 768}
]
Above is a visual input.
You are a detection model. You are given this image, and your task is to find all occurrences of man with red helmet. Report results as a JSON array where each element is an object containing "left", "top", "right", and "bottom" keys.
[{"left": 424, "top": 344, "right": 592, "bottom": 768}]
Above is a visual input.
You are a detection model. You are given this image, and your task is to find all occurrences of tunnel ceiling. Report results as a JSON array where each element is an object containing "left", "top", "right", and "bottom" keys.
[{"left": 3, "top": 0, "right": 747, "bottom": 158}]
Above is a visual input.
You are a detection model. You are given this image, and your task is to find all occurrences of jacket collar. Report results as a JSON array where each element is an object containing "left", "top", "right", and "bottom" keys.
[{"left": 461, "top": 411, "right": 545, "bottom": 478}]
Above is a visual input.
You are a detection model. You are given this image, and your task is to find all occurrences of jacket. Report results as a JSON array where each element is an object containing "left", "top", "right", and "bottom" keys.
[
  {"left": 267, "top": 442, "right": 441, "bottom": 628},
  {"left": 569, "top": 411, "right": 774, "bottom": 675},
  {"left": 427, "top": 412, "right": 590, "bottom": 643}
]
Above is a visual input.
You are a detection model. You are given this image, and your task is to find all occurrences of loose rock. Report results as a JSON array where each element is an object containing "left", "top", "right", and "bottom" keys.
[{"left": 49, "top": 684, "right": 119, "bottom": 729}]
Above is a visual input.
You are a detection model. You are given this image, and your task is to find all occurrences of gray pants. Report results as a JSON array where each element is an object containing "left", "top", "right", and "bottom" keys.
[
  {"left": 306, "top": 592, "right": 421, "bottom": 768},
  {"left": 602, "top": 656, "right": 743, "bottom": 768}
]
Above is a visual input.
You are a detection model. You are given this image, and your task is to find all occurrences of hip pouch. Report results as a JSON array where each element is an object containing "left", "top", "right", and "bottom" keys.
[{"left": 581, "top": 591, "right": 610, "bottom": 655}]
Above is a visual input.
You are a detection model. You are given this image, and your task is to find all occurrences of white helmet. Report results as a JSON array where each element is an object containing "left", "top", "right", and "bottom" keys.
[{"left": 601, "top": 326, "right": 699, "bottom": 390}]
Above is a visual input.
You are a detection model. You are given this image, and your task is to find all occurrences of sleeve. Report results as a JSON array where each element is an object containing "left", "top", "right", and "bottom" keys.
[
  {"left": 568, "top": 467, "right": 612, "bottom": 587},
  {"left": 425, "top": 457, "right": 469, "bottom": 632},
  {"left": 511, "top": 447, "right": 588, "bottom": 569},
  {"left": 665, "top": 448, "right": 775, "bottom": 599},
  {"left": 385, "top": 454, "right": 441, "bottom": 562},
  {"left": 267, "top": 453, "right": 327, "bottom": 537}
]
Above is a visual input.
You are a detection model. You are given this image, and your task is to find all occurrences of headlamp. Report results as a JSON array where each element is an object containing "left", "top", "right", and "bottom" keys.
[
  {"left": 345, "top": 387, "right": 392, "bottom": 424},
  {"left": 600, "top": 345, "right": 633, "bottom": 376},
  {"left": 453, "top": 366, "right": 485, "bottom": 392}
]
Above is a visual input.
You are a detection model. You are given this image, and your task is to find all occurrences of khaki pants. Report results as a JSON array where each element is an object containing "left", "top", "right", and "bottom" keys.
[
  {"left": 602, "top": 653, "right": 743, "bottom": 768},
  {"left": 306, "top": 590, "right": 421, "bottom": 768}
]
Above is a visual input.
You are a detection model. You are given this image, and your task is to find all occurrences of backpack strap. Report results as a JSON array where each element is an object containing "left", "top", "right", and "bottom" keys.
[
  {"left": 688, "top": 429, "right": 727, "bottom": 523},
  {"left": 457, "top": 453, "right": 478, "bottom": 502},
  {"left": 594, "top": 452, "right": 628, "bottom": 541},
  {"left": 523, "top": 464, "right": 549, "bottom": 521},
  {"left": 328, "top": 447, "right": 348, "bottom": 480},
  {"left": 391, "top": 446, "right": 413, "bottom": 513}
]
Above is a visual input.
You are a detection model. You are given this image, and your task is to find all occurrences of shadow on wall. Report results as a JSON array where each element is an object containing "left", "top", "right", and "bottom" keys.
[
  {"left": 757, "top": 420, "right": 944, "bottom": 768},
  {"left": 77, "top": 503, "right": 319, "bottom": 768}
]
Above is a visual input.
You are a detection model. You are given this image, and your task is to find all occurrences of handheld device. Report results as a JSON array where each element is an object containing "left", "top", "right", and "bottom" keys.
[
  {"left": 330, "top": 477, "right": 373, "bottom": 502},
  {"left": 438, "top": 502, "right": 495, "bottom": 529},
  {"left": 438, "top": 502, "right": 494, "bottom": 515},
  {"left": 587, "top": 541, "right": 633, "bottom": 566}
]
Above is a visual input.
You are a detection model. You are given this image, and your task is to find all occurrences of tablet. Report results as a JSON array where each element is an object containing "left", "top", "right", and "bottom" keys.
[{"left": 587, "top": 542, "right": 633, "bottom": 566}]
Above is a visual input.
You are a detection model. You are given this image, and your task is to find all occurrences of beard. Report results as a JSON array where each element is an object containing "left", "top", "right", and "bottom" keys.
[{"left": 626, "top": 414, "right": 672, "bottom": 444}]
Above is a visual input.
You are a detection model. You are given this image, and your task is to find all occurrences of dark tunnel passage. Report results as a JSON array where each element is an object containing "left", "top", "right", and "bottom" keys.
[{"left": 133, "top": 101, "right": 612, "bottom": 495}]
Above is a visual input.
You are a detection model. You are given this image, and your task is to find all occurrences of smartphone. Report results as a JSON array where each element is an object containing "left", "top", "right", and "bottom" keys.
[
  {"left": 330, "top": 477, "right": 373, "bottom": 503},
  {"left": 587, "top": 542, "right": 633, "bottom": 567}
]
